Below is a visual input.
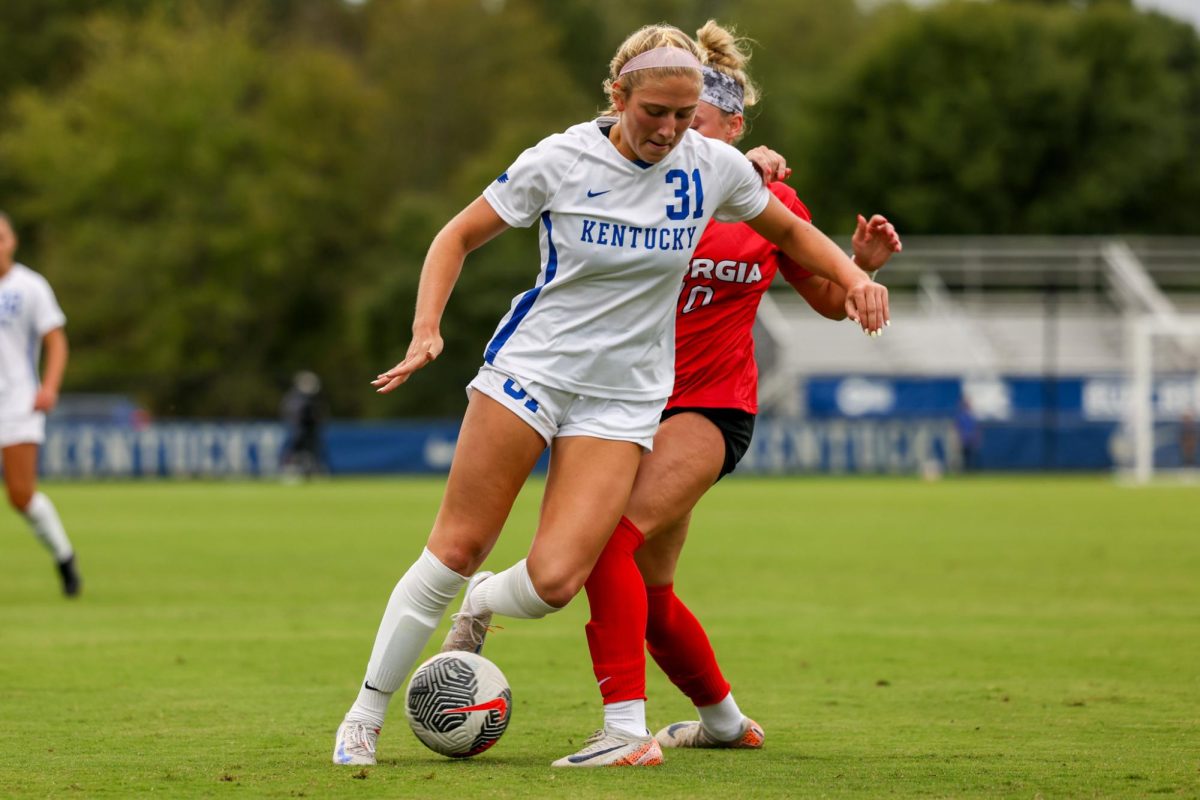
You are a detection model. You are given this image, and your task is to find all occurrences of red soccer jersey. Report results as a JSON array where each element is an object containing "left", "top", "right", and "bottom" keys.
[{"left": 668, "top": 182, "right": 813, "bottom": 414}]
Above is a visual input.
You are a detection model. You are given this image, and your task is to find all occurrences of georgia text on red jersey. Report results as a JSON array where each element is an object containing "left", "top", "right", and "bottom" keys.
[{"left": 669, "top": 182, "right": 813, "bottom": 414}]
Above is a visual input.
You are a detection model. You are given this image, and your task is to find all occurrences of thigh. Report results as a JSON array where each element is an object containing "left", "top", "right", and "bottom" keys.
[
  {"left": 624, "top": 412, "right": 725, "bottom": 540},
  {"left": 525, "top": 435, "right": 643, "bottom": 591},
  {"left": 427, "top": 392, "right": 547, "bottom": 573}
]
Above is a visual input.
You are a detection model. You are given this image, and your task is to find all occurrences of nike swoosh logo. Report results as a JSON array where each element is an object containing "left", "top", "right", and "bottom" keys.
[
  {"left": 586, "top": 189, "right": 611, "bottom": 198},
  {"left": 597, "top": 676, "right": 612, "bottom": 687},
  {"left": 568, "top": 744, "right": 628, "bottom": 763},
  {"left": 442, "top": 697, "right": 509, "bottom": 721},
  {"left": 363, "top": 680, "right": 384, "bottom": 693},
  {"left": 667, "top": 722, "right": 690, "bottom": 736}
]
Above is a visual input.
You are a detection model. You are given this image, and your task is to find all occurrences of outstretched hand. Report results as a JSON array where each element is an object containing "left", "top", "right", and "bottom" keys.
[
  {"left": 851, "top": 214, "right": 902, "bottom": 272},
  {"left": 745, "top": 145, "right": 792, "bottom": 185},
  {"left": 372, "top": 331, "right": 444, "bottom": 393}
]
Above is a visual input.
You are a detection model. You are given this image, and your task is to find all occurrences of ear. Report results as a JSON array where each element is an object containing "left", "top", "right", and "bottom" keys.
[
  {"left": 728, "top": 113, "right": 745, "bottom": 139},
  {"left": 612, "top": 82, "right": 627, "bottom": 113}
]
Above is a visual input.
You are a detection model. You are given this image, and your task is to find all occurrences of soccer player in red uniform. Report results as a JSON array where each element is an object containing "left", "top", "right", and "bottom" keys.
[{"left": 576, "top": 20, "right": 902, "bottom": 759}]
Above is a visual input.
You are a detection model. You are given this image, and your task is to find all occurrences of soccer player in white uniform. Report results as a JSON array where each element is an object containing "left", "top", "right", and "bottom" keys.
[
  {"left": 0, "top": 212, "right": 80, "bottom": 597},
  {"left": 332, "top": 23, "right": 889, "bottom": 768}
]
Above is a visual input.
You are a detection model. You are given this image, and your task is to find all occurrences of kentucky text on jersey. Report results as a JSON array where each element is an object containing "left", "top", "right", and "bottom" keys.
[
  {"left": 579, "top": 219, "right": 699, "bottom": 252},
  {"left": 688, "top": 258, "right": 764, "bottom": 284}
]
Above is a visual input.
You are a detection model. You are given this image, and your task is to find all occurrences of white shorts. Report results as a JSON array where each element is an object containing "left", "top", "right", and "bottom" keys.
[
  {"left": 0, "top": 412, "right": 45, "bottom": 448},
  {"left": 467, "top": 365, "right": 663, "bottom": 451}
]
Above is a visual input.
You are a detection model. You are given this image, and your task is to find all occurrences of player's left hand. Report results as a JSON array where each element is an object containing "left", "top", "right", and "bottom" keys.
[
  {"left": 851, "top": 214, "right": 902, "bottom": 272},
  {"left": 33, "top": 386, "right": 58, "bottom": 412},
  {"left": 745, "top": 146, "right": 792, "bottom": 185}
]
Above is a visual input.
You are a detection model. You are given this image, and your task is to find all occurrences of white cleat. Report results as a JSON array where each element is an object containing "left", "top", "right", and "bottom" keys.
[
  {"left": 655, "top": 717, "right": 764, "bottom": 749},
  {"left": 551, "top": 727, "right": 664, "bottom": 768},
  {"left": 332, "top": 718, "right": 380, "bottom": 765},
  {"left": 440, "top": 571, "right": 494, "bottom": 654}
]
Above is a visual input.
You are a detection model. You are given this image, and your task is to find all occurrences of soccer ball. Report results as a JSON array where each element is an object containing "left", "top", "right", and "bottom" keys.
[{"left": 405, "top": 651, "right": 512, "bottom": 758}]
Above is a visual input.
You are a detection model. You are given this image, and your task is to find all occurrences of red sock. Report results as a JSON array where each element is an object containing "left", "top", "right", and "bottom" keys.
[
  {"left": 584, "top": 516, "right": 648, "bottom": 704},
  {"left": 646, "top": 583, "right": 731, "bottom": 707}
]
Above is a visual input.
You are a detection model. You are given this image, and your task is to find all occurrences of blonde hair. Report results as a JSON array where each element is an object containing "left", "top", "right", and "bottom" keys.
[
  {"left": 602, "top": 24, "right": 703, "bottom": 115},
  {"left": 696, "top": 20, "right": 759, "bottom": 140}
]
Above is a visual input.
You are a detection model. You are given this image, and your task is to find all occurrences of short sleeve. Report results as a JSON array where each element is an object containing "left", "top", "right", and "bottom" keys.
[
  {"left": 712, "top": 145, "right": 770, "bottom": 224},
  {"left": 31, "top": 274, "right": 66, "bottom": 336},
  {"left": 482, "top": 134, "right": 571, "bottom": 229}
]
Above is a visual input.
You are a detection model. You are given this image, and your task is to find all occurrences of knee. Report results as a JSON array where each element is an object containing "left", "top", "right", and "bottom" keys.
[
  {"left": 527, "top": 561, "right": 587, "bottom": 609},
  {"left": 428, "top": 539, "right": 489, "bottom": 577},
  {"left": 6, "top": 486, "right": 33, "bottom": 512}
]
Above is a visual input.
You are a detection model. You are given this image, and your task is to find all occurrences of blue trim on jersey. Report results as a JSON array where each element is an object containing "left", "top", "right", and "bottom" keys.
[
  {"left": 485, "top": 211, "right": 558, "bottom": 364},
  {"left": 633, "top": 159, "right": 654, "bottom": 170}
]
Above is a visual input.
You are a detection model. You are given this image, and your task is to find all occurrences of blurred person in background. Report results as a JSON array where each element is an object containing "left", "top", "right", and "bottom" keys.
[
  {"left": 332, "top": 22, "right": 888, "bottom": 769},
  {"left": 280, "top": 369, "right": 327, "bottom": 480},
  {"left": 0, "top": 211, "right": 80, "bottom": 597},
  {"left": 1180, "top": 411, "right": 1197, "bottom": 468},
  {"left": 955, "top": 397, "right": 981, "bottom": 472},
  {"left": 578, "top": 20, "right": 901, "bottom": 761}
]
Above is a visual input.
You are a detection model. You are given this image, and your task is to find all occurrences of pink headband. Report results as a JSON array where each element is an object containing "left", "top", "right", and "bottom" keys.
[{"left": 617, "top": 46, "right": 703, "bottom": 77}]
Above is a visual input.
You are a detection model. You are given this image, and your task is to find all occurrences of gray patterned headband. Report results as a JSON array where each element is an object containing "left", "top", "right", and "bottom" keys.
[{"left": 701, "top": 66, "right": 744, "bottom": 115}]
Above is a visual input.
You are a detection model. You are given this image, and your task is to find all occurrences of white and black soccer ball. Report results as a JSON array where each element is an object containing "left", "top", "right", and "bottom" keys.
[{"left": 405, "top": 651, "right": 512, "bottom": 758}]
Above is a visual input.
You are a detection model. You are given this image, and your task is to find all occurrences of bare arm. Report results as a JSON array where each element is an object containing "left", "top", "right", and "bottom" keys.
[
  {"left": 788, "top": 214, "right": 903, "bottom": 321},
  {"left": 372, "top": 197, "right": 511, "bottom": 393},
  {"left": 746, "top": 195, "right": 889, "bottom": 334},
  {"left": 34, "top": 327, "right": 68, "bottom": 412}
]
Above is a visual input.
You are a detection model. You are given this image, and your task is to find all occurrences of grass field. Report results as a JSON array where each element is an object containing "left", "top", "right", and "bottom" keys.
[{"left": 1, "top": 476, "right": 1197, "bottom": 799}]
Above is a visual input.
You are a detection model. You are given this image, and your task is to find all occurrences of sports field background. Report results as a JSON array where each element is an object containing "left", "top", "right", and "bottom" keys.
[{"left": 1, "top": 476, "right": 1197, "bottom": 799}]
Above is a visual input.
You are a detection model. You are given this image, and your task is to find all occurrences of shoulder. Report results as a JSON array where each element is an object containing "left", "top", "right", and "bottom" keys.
[
  {"left": 681, "top": 130, "right": 746, "bottom": 164},
  {"left": 536, "top": 121, "right": 602, "bottom": 157},
  {"left": 11, "top": 264, "right": 52, "bottom": 289},
  {"left": 768, "top": 182, "right": 812, "bottom": 222}
]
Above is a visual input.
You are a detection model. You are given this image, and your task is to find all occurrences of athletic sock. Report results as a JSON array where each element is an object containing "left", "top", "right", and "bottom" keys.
[
  {"left": 583, "top": 516, "right": 648, "bottom": 705},
  {"left": 347, "top": 548, "right": 467, "bottom": 728},
  {"left": 645, "top": 582, "right": 731, "bottom": 707},
  {"left": 603, "top": 699, "right": 648, "bottom": 739},
  {"left": 22, "top": 492, "right": 73, "bottom": 562},
  {"left": 467, "top": 558, "right": 557, "bottom": 619},
  {"left": 697, "top": 692, "right": 746, "bottom": 741}
]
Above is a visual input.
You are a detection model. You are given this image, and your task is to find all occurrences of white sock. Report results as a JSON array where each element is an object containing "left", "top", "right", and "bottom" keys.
[
  {"left": 603, "top": 699, "right": 647, "bottom": 739},
  {"left": 346, "top": 548, "right": 467, "bottom": 728},
  {"left": 467, "top": 559, "right": 558, "bottom": 619},
  {"left": 698, "top": 692, "right": 745, "bottom": 741},
  {"left": 22, "top": 492, "right": 73, "bottom": 562}
]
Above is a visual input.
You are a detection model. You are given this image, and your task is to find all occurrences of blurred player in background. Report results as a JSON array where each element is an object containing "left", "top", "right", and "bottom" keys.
[
  {"left": 332, "top": 23, "right": 888, "bottom": 768},
  {"left": 280, "top": 369, "right": 327, "bottom": 480},
  {"left": 0, "top": 211, "right": 80, "bottom": 597},
  {"left": 579, "top": 20, "right": 902, "bottom": 761}
]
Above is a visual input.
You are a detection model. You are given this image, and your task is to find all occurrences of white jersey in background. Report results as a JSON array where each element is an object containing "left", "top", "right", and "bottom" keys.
[
  {"left": 0, "top": 264, "right": 66, "bottom": 420},
  {"left": 481, "top": 119, "right": 769, "bottom": 401}
]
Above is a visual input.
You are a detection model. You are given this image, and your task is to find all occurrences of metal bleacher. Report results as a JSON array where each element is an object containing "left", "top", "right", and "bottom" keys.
[{"left": 754, "top": 237, "right": 1200, "bottom": 413}]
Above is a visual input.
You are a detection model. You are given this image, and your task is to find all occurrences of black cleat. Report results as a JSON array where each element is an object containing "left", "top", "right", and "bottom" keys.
[{"left": 57, "top": 555, "right": 82, "bottom": 598}]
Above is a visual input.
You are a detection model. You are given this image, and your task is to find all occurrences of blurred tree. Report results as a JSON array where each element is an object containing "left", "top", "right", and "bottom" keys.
[
  {"left": 352, "top": 0, "right": 592, "bottom": 418},
  {"left": 1, "top": 8, "right": 391, "bottom": 416},
  {"left": 801, "top": 1, "right": 1200, "bottom": 235}
]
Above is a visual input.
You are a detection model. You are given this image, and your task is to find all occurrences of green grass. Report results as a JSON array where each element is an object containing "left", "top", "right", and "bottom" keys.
[{"left": 1, "top": 476, "right": 1198, "bottom": 798}]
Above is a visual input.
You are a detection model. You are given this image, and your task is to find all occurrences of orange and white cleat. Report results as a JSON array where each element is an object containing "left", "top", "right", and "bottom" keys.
[
  {"left": 551, "top": 727, "right": 664, "bottom": 767},
  {"left": 655, "top": 717, "right": 764, "bottom": 749}
]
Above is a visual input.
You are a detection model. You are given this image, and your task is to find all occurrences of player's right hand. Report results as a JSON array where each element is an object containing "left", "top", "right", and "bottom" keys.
[
  {"left": 845, "top": 280, "right": 890, "bottom": 337},
  {"left": 372, "top": 331, "right": 443, "bottom": 393},
  {"left": 745, "top": 145, "right": 791, "bottom": 185}
]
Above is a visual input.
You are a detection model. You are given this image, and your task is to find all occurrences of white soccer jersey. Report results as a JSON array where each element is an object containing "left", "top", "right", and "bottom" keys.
[
  {"left": 0, "top": 264, "right": 66, "bottom": 419},
  {"left": 481, "top": 119, "right": 769, "bottom": 401}
]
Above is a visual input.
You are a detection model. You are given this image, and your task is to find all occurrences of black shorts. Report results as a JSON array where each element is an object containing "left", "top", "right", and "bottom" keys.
[{"left": 660, "top": 407, "right": 756, "bottom": 480}]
